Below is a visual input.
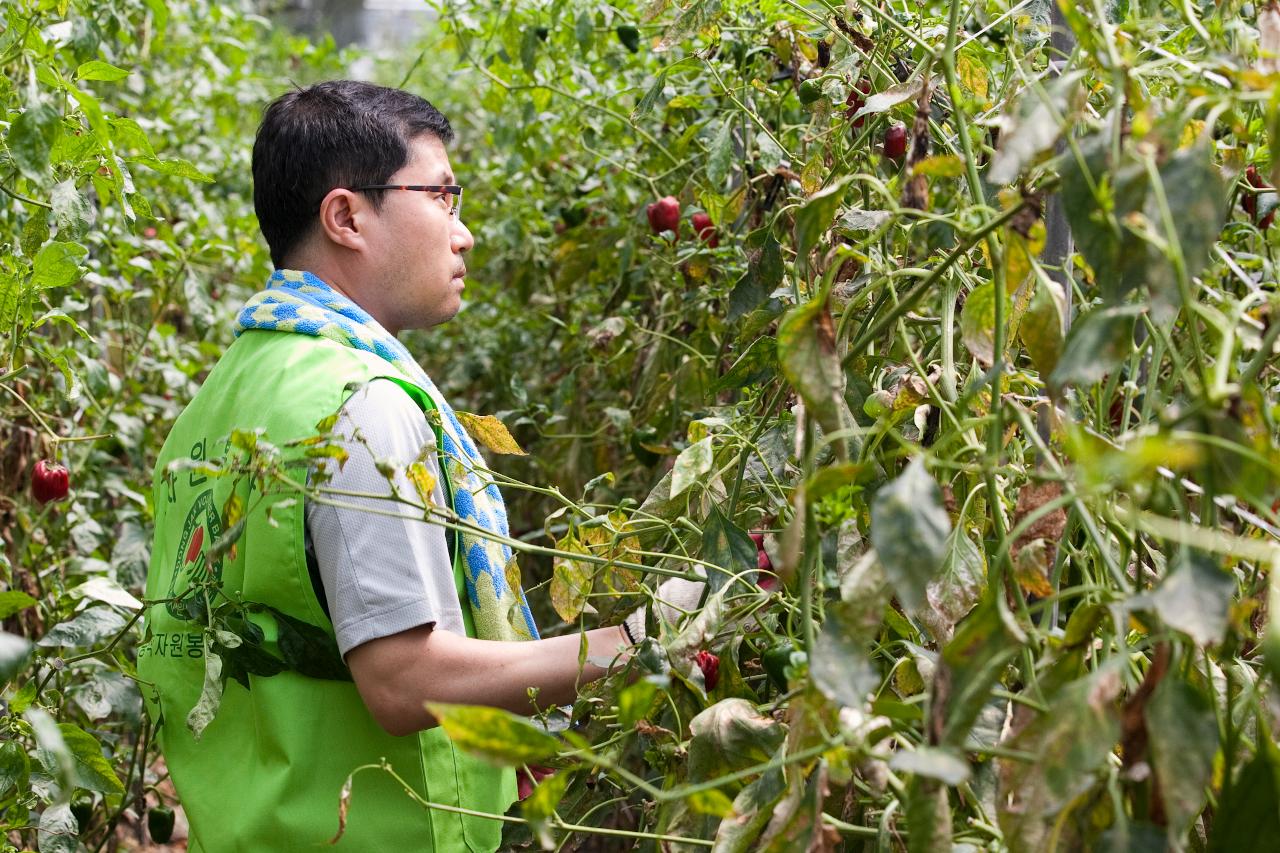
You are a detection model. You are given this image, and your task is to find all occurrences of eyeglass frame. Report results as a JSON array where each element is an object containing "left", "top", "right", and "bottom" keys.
[{"left": 349, "top": 184, "right": 464, "bottom": 219}]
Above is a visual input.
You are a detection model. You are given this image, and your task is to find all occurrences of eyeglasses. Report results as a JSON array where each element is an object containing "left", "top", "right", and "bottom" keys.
[{"left": 351, "top": 184, "right": 464, "bottom": 219}]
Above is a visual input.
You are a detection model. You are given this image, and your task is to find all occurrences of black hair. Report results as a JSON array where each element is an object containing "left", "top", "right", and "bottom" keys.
[{"left": 252, "top": 80, "right": 454, "bottom": 268}]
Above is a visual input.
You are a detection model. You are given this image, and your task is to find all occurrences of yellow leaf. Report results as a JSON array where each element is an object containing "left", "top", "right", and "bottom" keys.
[
  {"left": 894, "top": 656, "right": 925, "bottom": 696},
  {"left": 912, "top": 155, "right": 964, "bottom": 178},
  {"left": 957, "top": 53, "right": 988, "bottom": 103},
  {"left": 314, "top": 412, "right": 339, "bottom": 434},
  {"left": 220, "top": 492, "right": 245, "bottom": 562},
  {"left": 685, "top": 255, "right": 710, "bottom": 281},
  {"left": 1179, "top": 119, "right": 1206, "bottom": 149},
  {"left": 455, "top": 411, "right": 527, "bottom": 455},
  {"left": 406, "top": 462, "right": 436, "bottom": 506},
  {"left": 221, "top": 492, "right": 244, "bottom": 528},
  {"left": 550, "top": 534, "right": 594, "bottom": 621},
  {"left": 687, "top": 788, "right": 734, "bottom": 817},
  {"left": 1013, "top": 539, "right": 1054, "bottom": 597},
  {"left": 1003, "top": 220, "right": 1046, "bottom": 295},
  {"left": 801, "top": 154, "right": 825, "bottom": 195},
  {"left": 504, "top": 554, "right": 523, "bottom": 594},
  {"left": 425, "top": 703, "right": 559, "bottom": 765}
]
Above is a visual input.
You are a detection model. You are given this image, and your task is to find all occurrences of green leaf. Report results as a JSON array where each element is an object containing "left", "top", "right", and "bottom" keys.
[
  {"left": 57, "top": 723, "right": 124, "bottom": 795},
  {"left": 51, "top": 179, "right": 92, "bottom": 239},
  {"left": 960, "top": 280, "right": 1012, "bottom": 366},
  {"left": 687, "top": 698, "right": 786, "bottom": 782},
  {"left": 1144, "top": 144, "right": 1226, "bottom": 317},
  {"left": 71, "top": 669, "right": 141, "bottom": 721},
  {"left": 1146, "top": 676, "right": 1216, "bottom": 835},
  {"left": 27, "top": 708, "right": 75, "bottom": 794},
  {"left": 1049, "top": 304, "right": 1140, "bottom": 391},
  {"left": 987, "top": 71, "right": 1082, "bottom": 184},
  {"left": 69, "top": 576, "right": 142, "bottom": 610},
  {"left": 905, "top": 774, "right": 952, "bottom": 853},
  {"left": 712, "top": 765, "right": 787, "bottom": 852},
  {"left": 997, "top": 661, "right": 1123, "bottom": 847},
  {"left": 0, "top": 273, "right": 19, "bottom": 332},
  {"left": 520, "top": 769, "right": 570, "bottom": 848},
  {"left": 1209, "top": 739, "right": 1280, "bottom": 853},
  {"left": 670, "top": 436, "right": 713, "bottom": 498},
  {"left": 835, "top": 207, "right": 892, "bottom": 234},
  {"left": 30, "top": 241, "right": 88, "bottom": 290},
  {"left": 8, "top": 102, "right": 61, "bottom": 180},
  {"left": 0, "top": 630, "right": 33, "bottom": 682},
  {"left": 848, "top": 77, "right": 923, "bottom": 122},
  {"left": 777, "top": 295, "right": 852, "bottom": 444},
  {"left": 36, "top": 608, "right": 127, "bottom": 648},
  {"left": 714, "top": 336, "right": 778, "bottom": 392},
  {"left": 810, "top": 602, "right": 879, "bottom": 709},
  {"left": 699, "top": 503, "right": 757, "bottom": 594},
  {"left": 1265, "top": 561, "right": 1280, "bottom": 687},
  {"left": 216, "top": 615, "right": 286, "bottom": 690},
  {"left": 728, "top": 232, "right": 782, "bottom": 322},
  {"left": 21, "top": 210, "right": 50, "bottom": 257},
  {"left": 615, "top": 24, "right": 640, "bottom": 52},
  {"left": 726, "top": 277, "right": 761, "bottom": 325},
  {"left": 755, "top": 761, "right": 830, "bottom": 850},
  {"left": 0, "top": 590, "right": 37, "bottom": 619},
  {"left": 519, "top": 26, "right": 540, "bottom": 74},
  {"left": 1148, "top": 550, "right": 1234, "bottom": 647},
  {"left": 131, "top": 155, "right": 215, "bottom": 182},
  {"left": 939, "top": 595, "right": 1023, "bottom": 747},
  {"left": 574, "top": 11, "right": 594, "bottom": 53},
  {"left": 9, "top": 679, "right": 37, "bottom": 715},
  {"left": 76, "top": 60, "right": 130, "bottom": 82},
  {"left": 186, "top": 643, "right": 224, "bottom": 741},
  {"left": 37, "top": 802, "right": 78, "bottom": 853},
  {"left": 425, "top": 702, "right": 560, "bottom": 765},
  {"left": 107, "top": 116, "right": 157, "bottom": 157},
  {"left": 631, "top": 69, "right": 668, "bottom": 121},
  {"left": 706, "top": 116, "right": 735, "bottom": 187},
  {"left": 617, "top": 679, "right": 659, "bottom": 729},
  {"left": 793, "top": 175, "right": 853, "bottom": 262},
  {"left": 925, "top": 528, "right": 986, "bottom": 634},
  {"left": 1060, "top": 134, "right": 1149, "bottom": 303},
  {"left": 270, "top": 609, "right": 349, "bottom": 681},
  {"left": 871, "top": 458, "right": 951, "bottom": 611},
  {"left": 1018, "top": 275, "right": 1066, "bottom": 378},
  {"left": 0, "top": 740, "right": 30, "bottom": 797}
]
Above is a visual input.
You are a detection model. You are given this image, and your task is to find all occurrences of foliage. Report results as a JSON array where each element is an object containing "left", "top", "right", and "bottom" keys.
[
  {"left": 0, "top": 0, "right": 349, "bottom": 847},
  {"left": 4, "top": 0, "right": 1280, "bottom": 850}
]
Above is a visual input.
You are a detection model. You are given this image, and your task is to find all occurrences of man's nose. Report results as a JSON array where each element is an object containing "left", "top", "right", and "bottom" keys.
[{"left": 452, "top": 218, "right": 474, "bottom": 253}]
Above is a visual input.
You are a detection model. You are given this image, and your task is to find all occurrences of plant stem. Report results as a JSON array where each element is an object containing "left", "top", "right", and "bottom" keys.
[
  {"left": 845, "top": 190, "right": 1045, "bottom": 355},
  {"left": 352, "top": 761, "right": 715, "bottom": 847}
]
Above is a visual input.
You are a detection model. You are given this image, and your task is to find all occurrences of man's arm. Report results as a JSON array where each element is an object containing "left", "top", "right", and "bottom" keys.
[{"left": 346, "top": 624, "right": 630, "bottom": 736}]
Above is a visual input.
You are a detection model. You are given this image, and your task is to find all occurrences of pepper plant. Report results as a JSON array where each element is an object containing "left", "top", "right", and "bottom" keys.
[{"left": 4, "top": 0, "right": 1280, "bottom": 851}]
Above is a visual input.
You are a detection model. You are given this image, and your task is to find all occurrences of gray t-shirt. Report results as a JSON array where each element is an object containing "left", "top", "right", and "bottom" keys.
[{"left": 303, "top": 379, "right": 465, "bottom": 658}]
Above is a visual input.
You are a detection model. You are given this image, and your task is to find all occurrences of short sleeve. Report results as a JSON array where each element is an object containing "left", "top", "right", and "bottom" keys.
[{"left": 304, "top": 379, "right": 466, "bottom": 658}]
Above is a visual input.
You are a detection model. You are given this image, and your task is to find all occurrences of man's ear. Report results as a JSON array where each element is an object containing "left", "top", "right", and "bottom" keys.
[{"left": 316, "top": 187, "right": 370, "bottom": 253}]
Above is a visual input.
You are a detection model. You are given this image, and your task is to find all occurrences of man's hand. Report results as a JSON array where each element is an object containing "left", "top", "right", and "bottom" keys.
[{"left": 346, "top": 624, "right": 629, "bottom": 737}]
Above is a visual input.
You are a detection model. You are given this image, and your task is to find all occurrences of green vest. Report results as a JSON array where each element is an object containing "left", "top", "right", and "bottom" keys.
[{"left": 139, "top": 330, "right": 516, "bottom": 852}]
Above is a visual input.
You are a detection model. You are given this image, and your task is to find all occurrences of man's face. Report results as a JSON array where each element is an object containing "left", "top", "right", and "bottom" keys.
[{"left": 369, "top": 135, "right": 474, "bottom": 332}]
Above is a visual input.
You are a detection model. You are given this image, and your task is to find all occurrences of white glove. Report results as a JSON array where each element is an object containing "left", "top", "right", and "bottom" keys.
[{"left": 621, "top": 567, "right": 707, "bottom": 644}]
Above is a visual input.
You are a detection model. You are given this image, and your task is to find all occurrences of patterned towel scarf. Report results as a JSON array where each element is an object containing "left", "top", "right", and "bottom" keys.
[{"left": 235, "top": 268, "right": 539, "bottom": 643}]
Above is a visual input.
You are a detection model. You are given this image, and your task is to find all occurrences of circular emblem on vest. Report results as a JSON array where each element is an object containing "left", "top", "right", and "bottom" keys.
[{"left": 166, "top": 488, "right": 225, "bottom": 618}]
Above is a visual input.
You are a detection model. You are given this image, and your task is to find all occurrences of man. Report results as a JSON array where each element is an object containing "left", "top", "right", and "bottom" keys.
[{"left": 139, "top": 81, "right": 700, "bottom": 851}]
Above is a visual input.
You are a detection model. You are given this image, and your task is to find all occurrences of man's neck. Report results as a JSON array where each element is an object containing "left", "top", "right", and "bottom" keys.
[{"left": 280, "top": 258, "right": 400, "bottom": 335}]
